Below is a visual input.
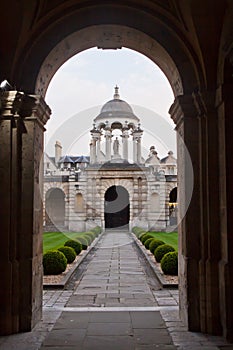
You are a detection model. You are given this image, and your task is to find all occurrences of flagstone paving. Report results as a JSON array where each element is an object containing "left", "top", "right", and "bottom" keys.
[
  {"left": 66, "top": 230, "right": 160, "bottom": 308},
  {"left": 1, "top": 230, "right": 232, "bottom": 349}
]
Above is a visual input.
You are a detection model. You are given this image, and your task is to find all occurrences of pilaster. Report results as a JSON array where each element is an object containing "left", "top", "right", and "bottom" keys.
[{"left": 0, "top": 91, "right": 50, "bottom": 334}]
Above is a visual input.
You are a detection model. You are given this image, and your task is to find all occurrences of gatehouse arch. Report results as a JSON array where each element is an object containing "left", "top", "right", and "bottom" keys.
[{"left": 104, "top": 185, "right": 129, "bottom": 229}]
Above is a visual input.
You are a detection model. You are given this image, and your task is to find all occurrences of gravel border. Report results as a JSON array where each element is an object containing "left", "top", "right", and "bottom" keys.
[
  {"left": 43, "top": 231, "right": 103, "bottom": 289},
  {"left": 130, "top": 232, "right": 178, "bottom": 289}
]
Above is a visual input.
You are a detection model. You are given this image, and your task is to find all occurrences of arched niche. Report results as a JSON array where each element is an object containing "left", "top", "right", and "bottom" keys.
[
  {"left": 75, "top": 193, "right": 84, "bottom": 213},
  {"left": 45, "top": 188, "right": 65, "bottom": 226},
  {"left": 150, "top": 192, "right": 160, "bottom": 213}
]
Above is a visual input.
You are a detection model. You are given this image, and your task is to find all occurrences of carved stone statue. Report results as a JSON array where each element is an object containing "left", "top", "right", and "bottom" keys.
[{"left": 113, "top": 137, "right": 120, "bottom": 155}]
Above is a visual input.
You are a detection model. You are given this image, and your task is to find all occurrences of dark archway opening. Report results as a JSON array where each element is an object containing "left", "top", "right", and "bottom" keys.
[
  {"left": 104, "top": 185, "right": 129, "bottom": 228},
  {"left": 45, "top": 188, "right": 65, "bottom": 226},
  {"left": 169, "top": 187, "right": 177, "bottom": 226}
]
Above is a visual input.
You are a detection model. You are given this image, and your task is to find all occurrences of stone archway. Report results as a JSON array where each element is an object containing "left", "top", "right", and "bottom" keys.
[
  {"left": 104, "top": 185, "right": 129, "bottom": 229},
  {"left": 1, "top": 1, "right": 232, "bottom": 340}
]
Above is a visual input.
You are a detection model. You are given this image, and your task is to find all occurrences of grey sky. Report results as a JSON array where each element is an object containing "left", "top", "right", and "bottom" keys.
[{"left": 45, "top": 47, "right": 176, "bottom": 159}]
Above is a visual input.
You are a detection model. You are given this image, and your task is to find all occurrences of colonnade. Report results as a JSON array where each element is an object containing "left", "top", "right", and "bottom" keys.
[{"left": 89, "top": 123, "right": 143, "bottom": 164}]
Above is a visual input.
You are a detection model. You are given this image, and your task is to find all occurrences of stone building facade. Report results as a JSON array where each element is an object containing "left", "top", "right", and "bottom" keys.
[{"left": 44, "top": 87, "right": 177, "bottom": 231}]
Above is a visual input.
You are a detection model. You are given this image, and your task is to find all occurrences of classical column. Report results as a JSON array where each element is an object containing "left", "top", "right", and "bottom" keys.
[
  {"left": 105, "top": 128, "right": 112, "bottom": 161},
  {"left": 90, "top": 125, "right": 100, "bottom": 164},
  {"left": 132, "top": 132, "right": 137, "bottom": 163},
  {"left": 122, "top": 129, "right": 129, "bottom": 161},
  {"left": 137, "top": 137, "right": 142, "bottom": 163},
  {"left": 96, "top": 135, "right": 101, "bottom": 162},
  {"left": 0, "top": 91, "right": 50, "bottom": 335},
  {"left": 89, "top": 139, "right": 96, "bottom": 164},
  {"left": 132, "top": 125, "right": 143, "bottom": 164}
]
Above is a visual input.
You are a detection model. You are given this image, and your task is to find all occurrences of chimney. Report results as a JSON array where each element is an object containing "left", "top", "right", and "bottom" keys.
[{"left": 55, "top": 141, "right": 62, "bottom": 165}]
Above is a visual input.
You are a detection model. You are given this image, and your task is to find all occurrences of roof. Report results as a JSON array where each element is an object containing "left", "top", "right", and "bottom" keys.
[{"left": 94, "top": 86, "right": 139, "bottom": 126}]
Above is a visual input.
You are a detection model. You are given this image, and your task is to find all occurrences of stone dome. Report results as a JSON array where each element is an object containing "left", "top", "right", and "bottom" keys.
[{"left": 94, "top": 86, "right": 140, "bottom": 129}]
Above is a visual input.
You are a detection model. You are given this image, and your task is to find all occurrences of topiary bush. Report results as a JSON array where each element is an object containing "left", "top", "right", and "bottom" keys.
[
  {"left": 154, "top": 244, "right": 175, "bottom": 262},
  {"left": 132, "top": 227, "right": 146, "bottom": 238},
  {"left": 83, "top": 234, "right": 92, "bottom": 245},
  {"left": 43, "top": 250, "right": 67, "bottom": 275},
  {"left": 149, "top": 239, "right": 165, "bottom": 253},
  {"left": 64, "top": 239, "right": 82, "bottom": 255},
  {"left": 76, "top": 236, "right": 88, "bottom": 250},
  {"left": 85, "top": 231, "right": 96, "bottom": 241},
  {"left": 144, "top": 238, "right": 155, "bottom": 249},
  {"left": 140, "top": 233, "right": 154, "bottom": 244},
  {"left": 91, "top": 226, "right": 102, "bottom": 235},
  {"left": 58, "top": 246, "right": 76, "bottom": 263},
  {"left": 161, "top": 251, "right": 178, "bottom": 275}
]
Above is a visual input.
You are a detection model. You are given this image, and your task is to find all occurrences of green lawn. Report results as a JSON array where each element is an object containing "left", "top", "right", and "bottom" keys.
[
  {"left": 43, "top": 232, "right": 83, "bottom": 253},
  {"left": 147, "top": 231, "right": 178, "bottom": 250}
]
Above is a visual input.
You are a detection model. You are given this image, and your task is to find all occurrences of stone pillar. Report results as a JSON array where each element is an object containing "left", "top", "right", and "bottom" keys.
[
  {"left": 122, "top": 129, "right": 129, "bottom": 161},
  {"left": 137, "top": 137, "right": 142, "bottom": 164},
  {"left": 169, "top": 92, "right": 222, "bottom": 335},
  {"left": 0, "top": 91, "right": 50, "bottom": 335},
  {"left": 90, "top": 126, "right": 100, "bottom": 164},
  {"left": 218, "top": 79, "right": 233, "bottom": 341},
  {"left": 90, "top": 139, "right": 96, "bottom": 164},
  {"left": 133, "top": 133, "right": 137, "bottom": 163},
  {"left": 133, "top": 127, "right": 143, "bottom": 164},
  {"left": 96, "top": 135, "right": 101, "bottom": 162},
  {"left": 169, "top": 95, "right": 203, "bottom": 332},
  {"left": 105, "top": 129, "right": 112, "bottom": 161}
]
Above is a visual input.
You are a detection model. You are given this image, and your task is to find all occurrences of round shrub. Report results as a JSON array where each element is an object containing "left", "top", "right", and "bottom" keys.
[
  {"left": 154, "top": 244, "right": 175, "bottom": 262},
  {"left": 64, "top": 239, "right": 82, "bottom": 255},
  {"left": 85, "top": 231, "right": 96, "bottom": 241},
  {"left": 161, "top": 251, "right": 178, "bottom": 275},
  {"left": 76, "top": 236, "right": 88, "bottom": 250},
  {"left": 58, "top": 246, "right": 76, "bottom": 263},
  {"left": 91, "top": 226, "right": 101, "bottom": 235},
  {"left": 43, "top": 250, "right": 67, "bottom": 275},
  {"left": 149, "top": 239, "right": 165, "bottom": 253},
  {"left": 144, "top": 238, "right": 155, "bottom": 249},
  {"left": 132, "top": 227, "right": 146, "bottom": 238},
  {"left": 83, "top": 234, "right": 92, "bottom": 245},
  {"left": 140, "top": 233, "right": 154, "bottom": 244}
]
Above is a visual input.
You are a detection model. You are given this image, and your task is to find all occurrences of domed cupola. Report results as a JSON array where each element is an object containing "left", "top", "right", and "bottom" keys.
[{"left": 94, "top": 86, "right": 139, "bottom": 130}]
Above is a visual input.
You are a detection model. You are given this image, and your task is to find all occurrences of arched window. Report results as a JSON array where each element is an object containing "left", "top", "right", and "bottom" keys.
[{"left": 75, "top": 193, "right": 84, "bottom": 213}]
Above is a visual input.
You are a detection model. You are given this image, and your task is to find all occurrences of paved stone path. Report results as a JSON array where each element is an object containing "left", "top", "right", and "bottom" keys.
[
  {"left": 1, "top": 230, "right": 232, "bottom": 349},
  {"left": 66, "top": 230, "right": 160, "bottom": 308}
]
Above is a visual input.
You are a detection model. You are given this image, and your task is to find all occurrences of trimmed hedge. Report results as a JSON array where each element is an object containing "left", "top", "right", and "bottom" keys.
[
  {"left": 64, "top": 239, "right": 82, "bottom": 255},
  {"left": 132, "top": 226, "right": 146, "bottom": 238},
  {"left": 140, "top": 233, "right": 154, "bottom": 244},
  {"left": 85, "top": 231, "right": 96, "bottom": 241},
  {"left": 161, "top": 251, "right": 178, "bottom": 275},
  {"left": 144, "top": 238, "right": 155, "bottom": 249},
  {"left": 154, "top": 244, "right": 175, "bottom": 262},
  {"left": 58, "top": 246, "right": 76, "bottom": 263},
  {"left": 148, "top": 239, "right": 165, "bottom": 253},
  {"left": 91, "top": 226, "right": 102, "bottom": 235},
  {"left": 76, "top": 236, "right": 88, "bottom": 250},
  {"left": 43, "top": 250, "right": 67, "bottom": 275},
  {"left": 83, "top": 234, "right": 92, "bottom": 245}
]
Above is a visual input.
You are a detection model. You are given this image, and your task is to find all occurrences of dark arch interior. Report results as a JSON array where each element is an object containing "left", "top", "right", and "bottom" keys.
[
  {"left": 45, "top": 188, "right": 65, "bottom": 226},
  {"left": 169, "top": 187, "right": 177, "bottom": 203},
  {"left": 104, "top": 185, "right": 129, "bottom": 228}
]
